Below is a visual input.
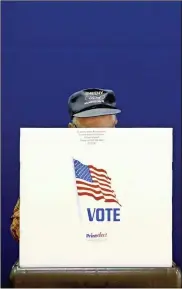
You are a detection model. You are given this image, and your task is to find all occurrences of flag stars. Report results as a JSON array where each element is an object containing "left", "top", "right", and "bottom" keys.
[{"left": 74, "top": 159, "right": 92, "bottom": 183}]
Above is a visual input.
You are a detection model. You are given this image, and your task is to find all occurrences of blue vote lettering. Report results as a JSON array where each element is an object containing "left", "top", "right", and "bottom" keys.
[
  {"left": 113, "top": 208, "right": 120, "bottom": 221},
  {"left": 96, "top": 208, "right": 104, "bottom": 221},
  {"left": 87, "top": 208, "right": 95, "bottom": 221},
  {"left": 87, "top": 208, "right": 120, "bottom": 222}
]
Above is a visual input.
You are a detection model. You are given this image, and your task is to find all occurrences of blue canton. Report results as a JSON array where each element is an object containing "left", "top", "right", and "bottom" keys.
[{"left": 73, "top": 159, "right": 93, "bottom": 183}]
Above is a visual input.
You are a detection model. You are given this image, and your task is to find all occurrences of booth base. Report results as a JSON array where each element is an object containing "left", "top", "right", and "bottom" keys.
[{"left": 10, "top": 262, "right": 181, "bottom": 288}]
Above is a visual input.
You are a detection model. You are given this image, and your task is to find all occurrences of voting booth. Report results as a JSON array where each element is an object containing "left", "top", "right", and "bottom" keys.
[{"left": 10, "top": 128, "right": 182, "bottom": 287}]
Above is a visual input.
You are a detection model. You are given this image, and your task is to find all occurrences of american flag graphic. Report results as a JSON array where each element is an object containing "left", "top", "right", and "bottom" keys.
[{"left": 73, "top": 159, "right": 121, "bottom": 206}]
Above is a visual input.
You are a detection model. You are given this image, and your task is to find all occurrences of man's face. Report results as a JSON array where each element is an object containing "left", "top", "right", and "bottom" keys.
[{"left": 69, "top": 115, "right": 118, "bottom": 128}]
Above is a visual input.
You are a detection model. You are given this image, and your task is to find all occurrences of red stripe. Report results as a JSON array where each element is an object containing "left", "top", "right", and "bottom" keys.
[
  {"left": 105, "top": 199, "right": 121, "bottom": 206},
  {"left": 78, "top": 192, "right": 121, "bottom": 206},
  {"left": 77, "top": 186, "right": 116, "bottom": 198},
  {"left": 78, "top": 192, "right": 105, "bottom": 201},
  {"left": 90, "top": 170, "right": 111, "bottom": 181},
  {"left": 88, "top": 165, "right": 107, "bottom": 174},
  {"left": 95, "top": 180, "right": 111, "bottom": 189},
  {"left": 92, "top": 176, "right": 111, "bottom": 185},
  {"left": 76, "top": 179, "right": 111, "bottom": 189},
  {"left": 76, "top": 181, "right": 114, "bottom": 193}
]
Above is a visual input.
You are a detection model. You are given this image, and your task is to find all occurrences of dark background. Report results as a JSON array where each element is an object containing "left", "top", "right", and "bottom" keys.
[{"left": 1, "top": 1, "right": 181, "bottom": 287}]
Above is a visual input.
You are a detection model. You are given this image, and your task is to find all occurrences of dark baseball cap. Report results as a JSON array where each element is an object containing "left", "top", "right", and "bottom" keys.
[{"left": 68, "top": 88, "right": 121, "bottom": 118}]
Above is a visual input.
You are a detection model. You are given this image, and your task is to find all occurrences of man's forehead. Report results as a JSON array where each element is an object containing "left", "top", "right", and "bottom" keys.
[{"left": 78, "top": 114, "right": 116, "bottom": 124}]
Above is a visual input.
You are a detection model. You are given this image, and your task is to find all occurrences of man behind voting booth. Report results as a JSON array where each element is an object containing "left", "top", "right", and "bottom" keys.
[{"left": 10, "top": 88, "right": 121, "bottom": 241}]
